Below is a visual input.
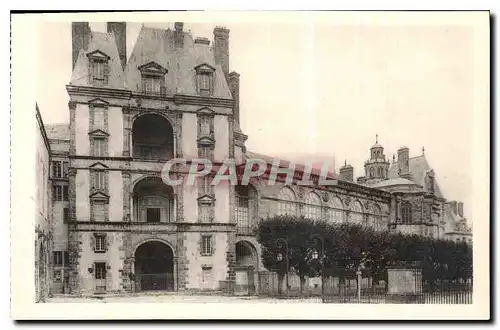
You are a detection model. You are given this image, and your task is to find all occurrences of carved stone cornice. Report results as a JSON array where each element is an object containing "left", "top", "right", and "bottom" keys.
[{"left": 173, "top": 94, "right": 234, "bottom": 108}]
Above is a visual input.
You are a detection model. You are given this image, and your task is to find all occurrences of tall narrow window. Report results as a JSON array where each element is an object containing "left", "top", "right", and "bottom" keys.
[
  {"left": 52, "top": 161, "right": 62, "bottom": 178},
  {"left": 402, "top": 202, "right": 412, "bottom": 224},
  {"left": 197, "top": 72, "right": 212, "bottom": 95},
  {"left": 95, "top": 235, "right": 106, "bottom": 252},
  {"left": 93, "top": 138, "right": 106, "bottom": 157},
  {"left": 63, "top": 186, "right": 69, "bottom": 201},
  {"left": 53, "top": 251, "right": 63, "bottom": 267},
  {"left": 304, "top": 192, "right": 322, "bottom": 220},
  {"left": 95, "top": 171, "right": 106, "bottom": 191},
  {"left": 278, "top": 187, "right": 297, "bottom": 216},
  {"left": 94, "top": 108, "right": 105, "bottom": 130},
  {"left": 201, "top": 235, "right": 213, "bottom": 256},
  {"left": 95, "top": 262, "right": 107, "bottom": 279},
  {"left": 195, "top": 64, "right": 215, "bottom": 96},
  {"left": 235, "top": 186, "right": 250, "bottom": 231},
  {"left": 199, "top": 203, "right": 212, "bottom": 223},
  {"left": 90, "top": 60, "right": 108, "bottom": 85},
  {"left": 53, "top": 185, "right": 62, "bottom": 201}
]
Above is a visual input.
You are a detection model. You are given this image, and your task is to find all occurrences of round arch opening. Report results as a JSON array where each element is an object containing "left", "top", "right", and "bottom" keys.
[
  {"left": 132, "top": 114, "right": 174, "bottom": 160},
  {"left": 134, "top": 240, "right": 175, "bottom": 291}
]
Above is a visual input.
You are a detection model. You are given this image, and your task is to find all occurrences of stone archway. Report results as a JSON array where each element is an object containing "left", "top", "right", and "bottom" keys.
[
  {"left": 235, "top": 240, "right": 259, "bottom": 295},
  {"left": 134, "top": 240, "right": 175, "bottom": 291}
]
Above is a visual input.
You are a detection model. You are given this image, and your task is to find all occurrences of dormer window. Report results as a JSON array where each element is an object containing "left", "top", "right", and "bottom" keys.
[
  {"left": 138, "top": 61, "right": 167, "bottom": 96},
  {"left": 195, "top": 64, "right": 215, "bottom": 96},
  {"left": 87, "top": 50, "right": 110, "bottom": 86}
]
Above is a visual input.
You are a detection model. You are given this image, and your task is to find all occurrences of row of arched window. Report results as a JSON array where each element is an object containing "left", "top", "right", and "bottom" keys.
[{"left": 276, "top": 187, "right": 387, "bottom": 229}]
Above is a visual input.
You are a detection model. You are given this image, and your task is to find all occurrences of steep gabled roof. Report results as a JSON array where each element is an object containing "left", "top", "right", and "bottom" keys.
[
  {"left": 70, "top": 31, "right": 126, "bottom": 89},
  {"left": 388, "top": 155, "right": 444, "bottom": 198},
  {"left": 124, "top": 26, "right": 232, "bottom": 98}
]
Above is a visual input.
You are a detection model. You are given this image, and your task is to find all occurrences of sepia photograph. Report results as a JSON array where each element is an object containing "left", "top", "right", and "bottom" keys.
[{"left": 10, "top": 10, "right": 490, "bottom": 320}]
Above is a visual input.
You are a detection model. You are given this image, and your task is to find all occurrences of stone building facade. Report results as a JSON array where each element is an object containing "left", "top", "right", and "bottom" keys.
[
  {"left": 35, "top": 104, "right": 52, "bottom": 301},
  {"left": 38, "top": 21, "right": 472, "bottom": 296}
]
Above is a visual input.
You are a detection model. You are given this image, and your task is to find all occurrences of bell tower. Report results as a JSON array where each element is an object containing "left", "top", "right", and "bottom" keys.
[{"left": 364, "top": 134, "right": 390, "bottom": 184}]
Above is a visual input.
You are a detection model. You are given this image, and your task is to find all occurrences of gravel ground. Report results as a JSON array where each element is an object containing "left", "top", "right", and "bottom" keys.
[{"left": 46, "top": 294, "right": 323, "bottom": 304}]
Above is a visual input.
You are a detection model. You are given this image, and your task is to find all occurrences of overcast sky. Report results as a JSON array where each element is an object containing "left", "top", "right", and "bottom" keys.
[{"left": 36, "top": 21, "right": 475, "bottom": 220}]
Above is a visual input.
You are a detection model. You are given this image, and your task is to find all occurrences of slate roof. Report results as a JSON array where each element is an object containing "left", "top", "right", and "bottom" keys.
[
  {"left": 245, "top": 150, "right": 338, "bottom": 180},
  {"left": 70, "top": 31, "right": 127, "bottom": 89},
  {"left": 124, "top": 26, "right": 232, "bottom": 98},
  {"left": 45, "top": 123, "right": 70, "bottom": 140},
  {"left": 387, "top": 155, "right": 444, "bottom": 198},
  {"left": 369, "top": 177, "right": 422, "bottom": 189}
]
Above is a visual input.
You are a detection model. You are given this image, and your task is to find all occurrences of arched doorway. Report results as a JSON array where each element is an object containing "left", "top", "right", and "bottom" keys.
[
  {"left": 235, "top": 240, "right": 258, "bottom": 295},
  {"left": 134, "top": 241, "right": 175, "bottom": 291},
  {"left": 133, "top": 177, "right": 175, "bottom": 223},
  {"left": 132, "top": 114, "right": 174, "bottom": 160}
]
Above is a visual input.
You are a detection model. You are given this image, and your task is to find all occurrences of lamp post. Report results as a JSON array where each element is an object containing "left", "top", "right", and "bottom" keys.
[
  {"left": 276, "top": 238, "right": 289, "bottom": 296},
  {"left": 311, "top": 233, "right": 325, "bottom": 302}
]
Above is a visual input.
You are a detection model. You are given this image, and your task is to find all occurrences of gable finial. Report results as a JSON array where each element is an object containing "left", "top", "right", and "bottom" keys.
[
  {"left": 376, "top": 133, "right": 379, "bottom": 144},
  {"left": 422, "top": 146, "right": 425, "bottom": 155},
  {"left": 344, "top": 159, "right": 347, "bottom": 166}
]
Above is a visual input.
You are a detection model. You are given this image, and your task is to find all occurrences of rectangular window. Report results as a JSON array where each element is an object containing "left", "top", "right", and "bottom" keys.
[
  {"left": 91, "top": 60, "right": 107, "bottom": 84},
  {"left": 94, "top": 262, "right": 107, "bottom": 279},
  {"left": 94, "top": 108, "right": 105, "bottom": 130},
  {"left": 95, "top": 235, "right": 106, "bottom": 253},
  {"left": 199, "top": 116, "right": 211, "bottom": 136},
  {"left": 199, "top": 204, "right": 211, "bottom": 223},
  {"left": 95, "top": 171, "right": 105, "bottom": 191},
  {"left": 146, "top": 208, "right": 161, "bottom": 223},
  {"left": 201, "top": 235, "right": 213, "bottom": 256},
  {"left": 53, "top": 251, "right": 63, "bottom": 267},
  {"left": 63, "top": 185, "right": 69, "bottom": 201},
  {"left": 53, "top": 185, "right": 62, "bottom": 201},
  {"left": 202, "top": 268, "right": 212, "bottom": 282},
  {"left": 62, "top": 161, "right": 69, "bottom": 178},
  {"left": 52, "top": 161, "right": 62, "bottom": 178},
  {"left": 93, "top": 138, "right": 106, "bottom": 157},
  {"left": 63, "top": 251, "right": 69, "bottom": 265},
  {"left": 197, "top": 72, "right": 212, "bottom": 95},
  {"left": 63, "top": 207, "right": 70, "bottom": 223},
  {"left": 143, "top": 75, "right": 162, "bottom": 95},
  {"left": 92, "top": 202, "right": 106, "bottom": 222},
  {"left": 235, "top": 196, "right": 249, "bottom": 230}
]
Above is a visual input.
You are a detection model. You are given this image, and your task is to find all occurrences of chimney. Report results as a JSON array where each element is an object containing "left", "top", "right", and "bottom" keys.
[
  {"left": 194, "top": 37, "right": 210, "bottom": 45},
  {"left": 107, "top": 22, "right": 127, "bottom": 70},
  {"left": 228, "top": 71, "right": 240, "bottom": 126},
  {"left": 72, "top": 22, "right": 91, "bottom": 70},
  {"left": 213, "top": 26, "right": 230, "bottom": 82},
  {"left": 449, "top": 201, "right": 458, "bottom": 215},
  {"left": 174, "top": 22, "right": 184, "bottom": 48},
  {"left": 339, "top": 162, "right": 354, "bottom": 182},
  {"left": 457, "top": 202, "right": 464, "bottom": 217},
  {"left": 397, "top": 146, "right": 410, "bottom": 176}
]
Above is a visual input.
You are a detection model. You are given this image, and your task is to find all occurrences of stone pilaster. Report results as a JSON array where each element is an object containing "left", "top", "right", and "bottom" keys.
[
  {"left": 68, "top": 101, "right": 76, "bottom": 156},
  {"left": 122, "top": 109, "right": 131, "bottom": 157},
  {"left": 225, "top": 232, "right": 237, "bottom": 287},
  {"left": 176, "top": 232, "right": 189, "bottom": 290},
  {"left": 122, "top": 171, "right": 131, "bottom": 222}
]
